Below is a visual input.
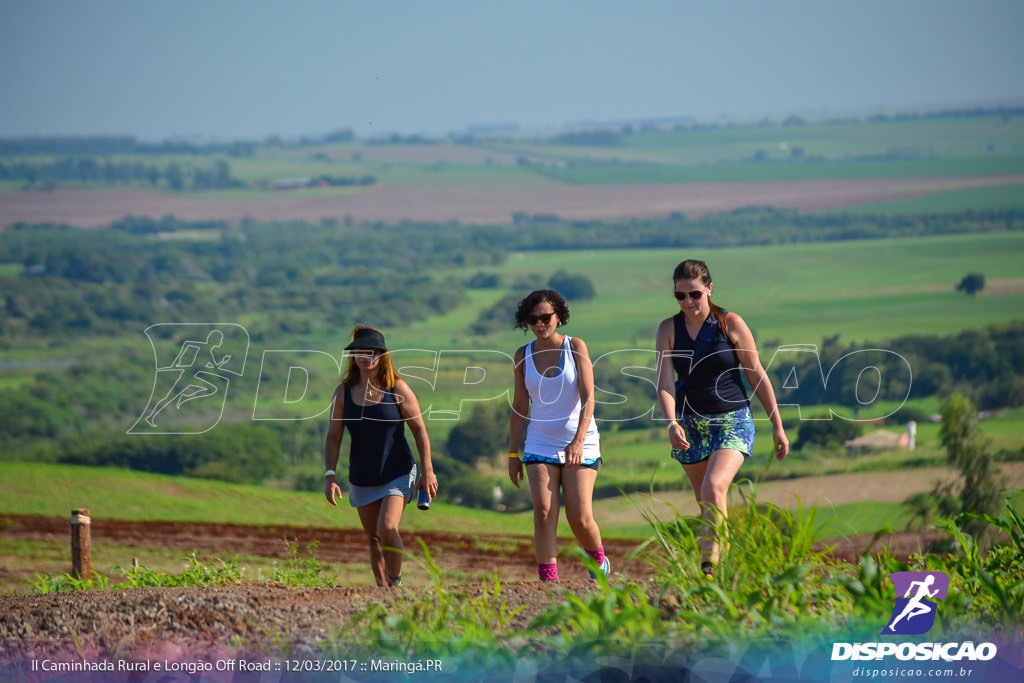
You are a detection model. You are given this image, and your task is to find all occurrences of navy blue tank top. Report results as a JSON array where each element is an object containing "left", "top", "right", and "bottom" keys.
[
  {"left": 671, "top": 312, "right": 749, "bottom": 416},
  {"left": 342, "top": 383, "right": 415, "bottom": 487}
]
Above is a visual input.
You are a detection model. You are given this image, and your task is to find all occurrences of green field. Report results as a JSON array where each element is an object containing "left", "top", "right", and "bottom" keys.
[
  {"left": 9, "top": 112, "right": 1022, "bottom": 194},
  {"left": 535, "top": 155, "right": 1024, "bottom": 185},
  {"left": 843, "top": 181, "right": 1024, "bottom": 215},
  {"left": 391, "top": 231, "right": 1024, "bottom": 353},
  {"left": 196, "top": 231, "right": 1024, "bottom": 433}
]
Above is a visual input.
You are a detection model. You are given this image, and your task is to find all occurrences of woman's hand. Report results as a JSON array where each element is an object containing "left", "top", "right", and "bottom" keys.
[
  {"left": 564, "top": 439, "right": 585, "bottom": 466},
  {"left": 325, "top": 476, "right": 343, "bottom": 506},
  {"left": 668, "top": 422, "right": 690, "bottom": 451},
  {"left": 418, "top": 469, "right": 439, "bottom": 502},
  {"left": 508, "top": 457, "right": 524, "bottom": 488},
  {"left": 772, "top": 424, "right": 790, "bottom": 461}
]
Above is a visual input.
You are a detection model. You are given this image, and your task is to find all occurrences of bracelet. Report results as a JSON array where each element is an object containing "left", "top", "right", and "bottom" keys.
[
  {"left": 667, "top": 420, "right": 678, "bottom": 430},
  {"left": 324, "top": 469, "right": 336, "bottom": 478},
  {"left": 507, "top": 451, "right": 520, "bottom": 460}
]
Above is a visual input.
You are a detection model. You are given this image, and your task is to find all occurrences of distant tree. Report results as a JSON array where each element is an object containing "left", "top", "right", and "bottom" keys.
[
  {"left": 324, "top": 128, "right": 355, "bottom": 143},
  {"left": 794, "top": 416, "right": 862, "bottom": 451},
  {"left": 466, "top": 272, "right": 501, "bottom": 289},
  {"left": 445, "top": 403, "right": 507, "bottom": 466},
  {"left": 548, "top": 270, "right": 595, "bottom": 302},
  {"left": 165, "top": 162, "right": 185, "bottom": 192},
  {"left": 935, "top": 392, "right": 1002, "bottom": 540},
  {"left": 553, "top": 130, "right": 622, "bottom": 147},
  {"left": 956, "top": 273, "right": 985, "bottom": 296}
]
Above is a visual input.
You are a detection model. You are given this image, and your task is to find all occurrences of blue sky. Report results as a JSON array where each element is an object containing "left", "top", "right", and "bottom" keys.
[{"left": 1, "top": 0, "right": 1022, "bottom": 141}]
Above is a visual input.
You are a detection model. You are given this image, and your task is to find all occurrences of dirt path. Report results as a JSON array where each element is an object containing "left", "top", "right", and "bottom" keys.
[
  {"left": 3, "top": 459, "right": 1020, "bottom": 669},
  {"left": 4, "top": 175, "right": 1023, "bottom": 228}
]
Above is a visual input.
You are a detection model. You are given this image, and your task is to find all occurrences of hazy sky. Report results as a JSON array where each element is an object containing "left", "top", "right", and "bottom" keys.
[{"left": 1, "top": 0, "right": 1022, "bottom": 141}]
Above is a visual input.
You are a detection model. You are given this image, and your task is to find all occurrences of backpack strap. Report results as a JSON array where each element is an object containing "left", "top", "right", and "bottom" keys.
[
  {"left": 693, "top": 315, "right": 721, "bottom": 364},
  {"left": 675, "top": 312, "right": 725, "bottom": 365}
]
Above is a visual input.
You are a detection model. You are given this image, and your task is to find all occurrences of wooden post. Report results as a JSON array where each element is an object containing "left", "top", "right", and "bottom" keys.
[{"left": 69, "top": 508, "right": 92, "bottom": 580}]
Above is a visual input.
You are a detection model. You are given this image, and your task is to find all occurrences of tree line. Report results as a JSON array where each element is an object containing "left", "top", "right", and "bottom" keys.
[{"left": 0, "top": 156, "right": 245, "bottom": 192}]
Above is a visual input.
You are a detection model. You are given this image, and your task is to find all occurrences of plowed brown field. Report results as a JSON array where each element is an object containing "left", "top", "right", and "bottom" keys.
[{"left": 4, "top": 175, "right": 1024, "bottom": 228}]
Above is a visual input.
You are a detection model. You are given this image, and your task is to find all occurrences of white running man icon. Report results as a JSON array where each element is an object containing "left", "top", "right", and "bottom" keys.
[
  {"left": 143, "top": 330, "right": 231, "bottom": 427},
  {"left": 888, "top": 574, "right": 939, "bottom": 631}
]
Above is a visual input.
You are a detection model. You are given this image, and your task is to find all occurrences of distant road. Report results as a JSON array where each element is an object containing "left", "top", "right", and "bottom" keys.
[{"left": 3, "top": 175, "right": 1023, "bottom": 228}]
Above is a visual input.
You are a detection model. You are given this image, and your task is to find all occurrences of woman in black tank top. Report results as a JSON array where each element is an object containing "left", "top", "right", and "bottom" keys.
[
  {"left": 323, "top": 325, "right": 437, "bottom": 587},
  {"left": 655, "top": 259, "right": 790, "bottom": 579}
]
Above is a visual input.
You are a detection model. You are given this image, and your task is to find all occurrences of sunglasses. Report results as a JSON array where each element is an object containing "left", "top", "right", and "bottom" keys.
[
  {"left": 674, "top": 288, "right": 707, "bottom": 301},
  {"left": 527, "top": 312, "right": 555, "bottom": 325}
]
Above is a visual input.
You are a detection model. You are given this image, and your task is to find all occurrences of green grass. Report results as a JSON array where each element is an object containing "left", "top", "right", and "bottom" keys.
[
  {"left": 622, "top": 115, "right": 1024, "bottom": 160},
  {"left": 0, "top": 461, "right": 533, "bottom": 536},
  {"left": 811, "top": 501, "right": 912, "bottom": 539},
  {"left": 536, "top": 155, "right": 1024, "bottom": 185},
  {"left": 0, "top": 538, "right": 376, "bottom": 593},
  {"left": 842, "top": 181, "right": 1024, "bottom": 215},
  {"left": 468, "top": 232, "right": 1024, "bottom": 351}
]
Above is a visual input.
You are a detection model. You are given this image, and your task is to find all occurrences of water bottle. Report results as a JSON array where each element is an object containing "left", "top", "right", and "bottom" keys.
[{"left": 417, "top": 487, "right": 430, "bottom": 510}]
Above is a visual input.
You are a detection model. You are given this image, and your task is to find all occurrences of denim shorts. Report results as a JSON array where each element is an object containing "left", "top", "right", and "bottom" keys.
[
  {"left": 670, "top": 406, "right": 755, "bottom": 465},
  {"left": 348, "top": 464, "right": 417, "bottom": 507}
]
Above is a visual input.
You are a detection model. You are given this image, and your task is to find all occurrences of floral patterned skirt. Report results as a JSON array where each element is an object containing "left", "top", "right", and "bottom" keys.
[{"left": 670, "top": 406, "right": 755, "bottom": 465}]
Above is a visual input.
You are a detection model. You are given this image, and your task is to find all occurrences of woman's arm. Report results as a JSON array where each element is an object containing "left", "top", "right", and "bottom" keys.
[
  {"left": 656, "top": 317, "right": 689, "bottom": 450},
  {"left": 394, "top": 379, "right": 437, "bottom": 501},
  {"left": 324, "top": 385, "right": 345, "bottom": 505},
  {"left": 565, "top": 336, "right": 596, "bottom": 466},
  {"left": 727, "top": 312, "right": 789, "bottom": 461},
  {"left": 508, "top": 345, "right": 529, "bottom": 487}
]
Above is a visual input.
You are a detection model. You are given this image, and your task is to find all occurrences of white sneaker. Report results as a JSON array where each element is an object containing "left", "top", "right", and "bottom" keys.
[{"left": 589, "top": 556, "right": 610, "bottom": 578}]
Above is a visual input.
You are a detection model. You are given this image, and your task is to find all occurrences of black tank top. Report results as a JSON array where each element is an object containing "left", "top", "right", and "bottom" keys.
[
  {"left": 671, "top": 312, "right": 749, "bottom": 416},
  {"left": 342, "top": 384, "right": 415, "bottom": 486}
]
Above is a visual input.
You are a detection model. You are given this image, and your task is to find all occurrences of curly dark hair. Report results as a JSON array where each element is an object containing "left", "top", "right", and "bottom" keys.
[{"left": 513, "top": 289, "right": 570, "bottom": 331}]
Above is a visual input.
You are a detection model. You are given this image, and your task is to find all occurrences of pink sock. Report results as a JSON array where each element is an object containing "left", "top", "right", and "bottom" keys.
[
  {"left": 538, "top": 562, "right": 558, "bottom": 581},
  {"left": 586, "top": 546, "right": 606, "bottom": 565}
]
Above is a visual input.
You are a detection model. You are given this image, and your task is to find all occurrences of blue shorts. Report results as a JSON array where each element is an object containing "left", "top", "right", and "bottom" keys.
[
  {"left": 523, "top": 453, "right": 601, "bottom": 470},
  {"left": 671, "top": 406, "right": 755, "bottom": 465}
]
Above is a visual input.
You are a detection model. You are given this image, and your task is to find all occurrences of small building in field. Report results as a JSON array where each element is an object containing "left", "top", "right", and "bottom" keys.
[{"left": 844, "top": 430, "right": 909, "bottom": 455}]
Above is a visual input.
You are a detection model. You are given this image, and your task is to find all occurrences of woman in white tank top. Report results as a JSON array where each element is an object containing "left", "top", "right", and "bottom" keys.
[{"left": 508, "top": 289, "right": 609, "bottom": 581}]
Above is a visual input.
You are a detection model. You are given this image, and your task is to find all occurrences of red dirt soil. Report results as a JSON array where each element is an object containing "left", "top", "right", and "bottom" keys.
[{"left": 0, "top": 512, "right": 934, "bottom": 669}]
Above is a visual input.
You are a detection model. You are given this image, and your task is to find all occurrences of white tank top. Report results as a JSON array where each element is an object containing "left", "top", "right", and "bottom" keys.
[{"left": 522, "top": 336, "right": 600, "bottom": 462}]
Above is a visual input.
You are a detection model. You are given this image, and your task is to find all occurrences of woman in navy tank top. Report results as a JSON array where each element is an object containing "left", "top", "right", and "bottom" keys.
[
  {"left": 324, "top": 325, "right": 437, "bottom": 587},
  {"left": 507, "top": 289, "right": 609, "bottom": 581},
  {"left": 656, "top": 260, "right": 789, "bottom": 579}
]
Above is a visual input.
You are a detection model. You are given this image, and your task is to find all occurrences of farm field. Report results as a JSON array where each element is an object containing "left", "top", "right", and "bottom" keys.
[{"left": 3, "top": 174, "right": 1023, "bottom": 228}]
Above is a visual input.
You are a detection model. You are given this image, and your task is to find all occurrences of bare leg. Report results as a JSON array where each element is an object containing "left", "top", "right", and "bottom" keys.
[
  {"left": 526, "top": 463, "right": 562, "bottom": 564},
  {"left": 377, "top": 495, "right": 407, "bottom": 583},
  {"left": 561, "top": 465, "right": 602, "bottom": 552},
  {"left": 356, "top": 500, "right": 387, "bottom": 586},
  {"left": 682, "top": 448, "right": 745, "bottom": 569}
]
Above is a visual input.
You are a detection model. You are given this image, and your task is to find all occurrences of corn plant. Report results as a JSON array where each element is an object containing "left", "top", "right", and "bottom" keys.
[
  {"left": 30, "top": 572, "right": 110, "bottom": 593},
  {"left": 271, "top": 539, "right": 338, "bottom": 588},
  {"left": 529, "top": 553, "right": 666, "bottom": 656},
  {"left": 325, "top": 538, "right": 525, "bottom": 662}
]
